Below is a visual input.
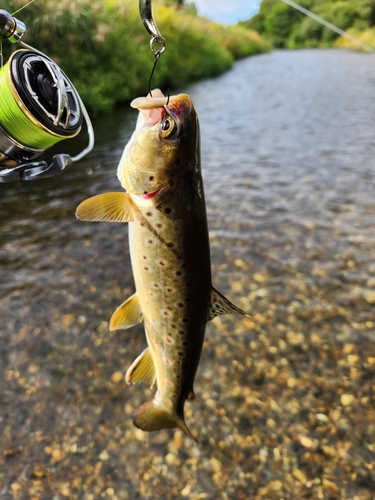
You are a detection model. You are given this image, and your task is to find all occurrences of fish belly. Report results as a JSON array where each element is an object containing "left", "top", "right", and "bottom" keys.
[{"left": 129, "top": 197, "right": 211, "bottom": 410}]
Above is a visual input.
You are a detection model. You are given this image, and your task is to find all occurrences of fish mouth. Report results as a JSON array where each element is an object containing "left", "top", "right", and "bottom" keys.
[{"left": 140, "top": 183, "right": 171, "bottom": 200}]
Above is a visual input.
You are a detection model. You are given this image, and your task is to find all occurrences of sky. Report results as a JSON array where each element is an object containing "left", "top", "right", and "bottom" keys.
[{"left": 191, "top": 0, "right": 262, "bottom": 25}]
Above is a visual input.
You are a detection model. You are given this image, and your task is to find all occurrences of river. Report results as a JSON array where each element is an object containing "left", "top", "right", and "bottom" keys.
[{"left": 1, "top": 49, "right": 375, "bottom": 498}]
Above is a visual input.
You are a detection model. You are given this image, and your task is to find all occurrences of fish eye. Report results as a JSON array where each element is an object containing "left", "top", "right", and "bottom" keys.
[{"left": 160, "top": 116, "right": 178, "bottom": 139}]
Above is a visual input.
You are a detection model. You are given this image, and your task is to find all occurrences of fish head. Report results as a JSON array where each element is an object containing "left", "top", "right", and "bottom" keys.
[{"left": 117, "top": 89, "right": 199, "bottom": 200}]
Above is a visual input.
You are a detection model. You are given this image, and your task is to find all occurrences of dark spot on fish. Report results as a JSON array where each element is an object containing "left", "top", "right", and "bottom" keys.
[
  {"left": 156, "top": 223, "right": 162, "bottom": 228},
  {"left": 146, "top": 211, "right": 152, "bottom": 217},
  {"left": 167, "top": 288, "right": 172, "bottom": 292},
  {"left": 144, "top": 191, "right": 148, "bottom": 195},
  {"left": 159, "top": 261, "right": 165, "bottom": 266},
  {"left": 182, "top": 318, "right": 189, "bottom": 323},
  {"left": 140, "top": 222, "right": 145, "bottom": 227},
  {"left": 165, "top": 207, "right": 172, "bottom": 214},
  {"left": 154, "top": 283, "right": 159, "bottom": 288},
  {"left": 178, "top": 330, "right": 184, "bottom": 335},
  {"left": 166, "top": 337, "right": 172, "bottom": 343},
  {"left": 178, "top": 351, "right": 183, "bottom": 356},
  {"left": 143, "top": 255, "right": 147, "bottom": 260},
  {"left": 178, "top": 303, "right": 184, "bottom": 308},
  {"left": 163, "top": 310, "right": 170, "bottom": 316},
  {"left": 167, "top": 242, "right": 174, "bottom": 248},
  {"left": 165, "top": 358, "right": 170, "bottom": 364},
  {"left": 176, "top": 271, "right": 182, "bottom": 276},
  {"left": 172, "top": 393, "right": 177, "bottom": 398},
  {"left": 148, "top": 239, "right": 153, "bottom": 244},
  {"left": 172, "top": 324, "right": 176, "bottom": 329},
  {"left": 144, "top": 266, "right": 149, "bottom": 271},
  {"left": 149, "top": 176, "right": 154, "bottom": 181}
]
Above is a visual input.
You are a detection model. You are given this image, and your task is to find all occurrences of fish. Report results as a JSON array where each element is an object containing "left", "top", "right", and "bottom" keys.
[{"left": 76, "top": 90, "right": 249, "bottom": 442}]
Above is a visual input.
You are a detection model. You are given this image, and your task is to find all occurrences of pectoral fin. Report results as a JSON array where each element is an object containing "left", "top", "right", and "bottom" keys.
[
  {"left": 207, "top": 287, "right": 250, "bottom": 322},
  {"left": 76, "top": 192, "right": 134, "bottom": 222},
  {"left": 125, "top": 347, "right": 156, "bottom": 387},
  {"left": 109, "top": 293, "right": 143, "bottom": 331}
]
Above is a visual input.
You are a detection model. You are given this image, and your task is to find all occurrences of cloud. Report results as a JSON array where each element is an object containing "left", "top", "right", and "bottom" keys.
[{"left": 191, "top": 0, "right": 261, "bottom": 24}]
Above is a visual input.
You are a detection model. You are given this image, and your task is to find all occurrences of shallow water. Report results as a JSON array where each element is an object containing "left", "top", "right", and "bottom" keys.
[{"left": 1, "top": 49, "right": 375, "bottom": 498}]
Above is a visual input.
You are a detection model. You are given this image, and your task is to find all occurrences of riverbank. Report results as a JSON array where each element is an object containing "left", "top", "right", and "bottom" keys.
[{"left": 2, "top": 0, "right": 271, "bottom": 113}]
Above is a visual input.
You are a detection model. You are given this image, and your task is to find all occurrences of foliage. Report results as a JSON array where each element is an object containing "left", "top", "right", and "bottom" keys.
[
  {"left": 1, "top": 0, "right": 269, "bottom": 113},
  {"left": 240, "top": 0, "right": 375, "bottom": 49}
]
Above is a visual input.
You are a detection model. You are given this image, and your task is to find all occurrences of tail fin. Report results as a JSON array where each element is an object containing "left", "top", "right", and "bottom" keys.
[{"left": 133, "top": 399, "right": 198, "bottom": 443}]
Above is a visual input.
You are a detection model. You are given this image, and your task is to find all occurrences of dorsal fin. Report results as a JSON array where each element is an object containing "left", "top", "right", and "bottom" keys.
[
  {"left": 125, "top": 347, "right": 156, "bottom": 387},
  {"left": 207, "top": 287, "right": 250, "bottom": 322},
  {"left": 76, "top": 192, "right": 134, "bottom": 222},
  {"left": 109, "top": 293, "right": 143, "bottom": 331}
]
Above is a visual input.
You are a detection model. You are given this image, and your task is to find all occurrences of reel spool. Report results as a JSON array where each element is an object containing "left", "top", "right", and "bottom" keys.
[{"left": 0, "top": 10, "right": 94, "bottom": 182}]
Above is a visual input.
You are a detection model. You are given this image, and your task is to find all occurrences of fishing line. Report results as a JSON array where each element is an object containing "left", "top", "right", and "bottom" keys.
[
  {"left": 281, "top": 0, "right": 375, "bottom": 54},
  {"left": 11, "top": 0, "right": 37, "bottom": 17}
]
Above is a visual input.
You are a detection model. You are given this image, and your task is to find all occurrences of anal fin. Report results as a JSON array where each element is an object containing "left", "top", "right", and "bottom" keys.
[
  {"left": 76, "top": 192, "right": 134, "bottom": 222},
  {"left": 125, "top": 347, "right": 156, "bottom": 387},
  {"left": 110, "top": 293, "right": 143, "bottom": 331},
  {"left": 208, "top": 287, "right": 250, "bottom": 322}
]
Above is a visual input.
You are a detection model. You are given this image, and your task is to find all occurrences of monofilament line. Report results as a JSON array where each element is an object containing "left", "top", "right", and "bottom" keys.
[{"left": 281, "top": 0, "right": 375, "bottom": 54}]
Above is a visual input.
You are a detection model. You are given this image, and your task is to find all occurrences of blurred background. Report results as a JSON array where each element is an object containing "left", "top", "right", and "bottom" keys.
[{"left": 1, "top": 1, "right": 375, "bottom": 499}]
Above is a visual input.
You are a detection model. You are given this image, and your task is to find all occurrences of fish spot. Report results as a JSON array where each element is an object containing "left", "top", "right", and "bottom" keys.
[
  {"left": 143, "top": 191, "right": 148, "bottom": 195},
  {"left": 143, "top": 255, "right": 147, "bottom": 260},
  {"left": 166, "top": 380, "right": 171, "bottom": 386},
  {"left": 149, "top": 176, "right": 154, "bottom": 181},
  {"left": 146, "top": 211, "right": 153, "bottom": 217},
  {"left": 148, "top": 239, "right": 154, "bottom": 244},
  {"left": 187, "top": 391, "right": 196, "bottom": 402},
  {"left": 166, "top": 337, "right": 172, "bottom": 343},
  {"left": 176, "top": 271, "right": 182, "bottom": 277},
  {"left": 159, "top": 260, "right": 165, "bottom": 266},
  {"left": 167, "top": 242, "right": 174, "bottom": 248},
  {"left": 178, "top": 303, "right": 184, "bottom": 308},
  {"left": 165, "top": 358, "right": 170, "bottom": 364},
  {"left": 156, "top": 223, "right": 162, "bottom": 228},
  {"left": 172, "top": 393, "right": 177, "bottom": 398},
  {"left": 143, "top": 266, "right": 149, "bottom": 271},
  {"left": 178, "top": 330, "right": 184, "bottom": 335},
  {"left": 182, "top": 318, "right": 189, "bottom": 323},
  {"left": 167, "top": 287, "right": 173, "bottom": 293},
  {"left": 154, "top": 283, "right": 159, "bottom": 288},
  {"left": 178, "top": 351, "right": 184, "bottom": 357},
  {"left": 163, "top": 310, "right": 170, "bottom": 316},
  {"left": 140, "top": 221, "right": 145, "bottom": 227},
  {"left": 171, "top": 324, "right": 176, "bottom": 329},
  {"left": 149, "top": 292, "right": 153, "bottom": 296},
  {"left": 164, "top": 207, "right": 172, "bottom": 214}
]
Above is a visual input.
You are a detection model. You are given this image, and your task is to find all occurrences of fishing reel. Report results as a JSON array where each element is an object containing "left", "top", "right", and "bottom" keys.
[{"left": 0, "top": 9, "right": 94, "bottom": 182}]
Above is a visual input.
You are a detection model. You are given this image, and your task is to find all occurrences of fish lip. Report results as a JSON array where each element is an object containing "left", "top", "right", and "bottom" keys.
[{"left": 138, "top": 183, "right": 171, "bottom": 200}]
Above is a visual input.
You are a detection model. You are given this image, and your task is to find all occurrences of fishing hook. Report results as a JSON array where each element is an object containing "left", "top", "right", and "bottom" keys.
[{"left": 139, "top": 0, "right": 167, "bottom": 97}]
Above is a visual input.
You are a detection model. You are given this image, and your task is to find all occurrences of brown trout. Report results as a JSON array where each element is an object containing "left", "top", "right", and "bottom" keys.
[{"left": 76, "top": 90, "right": 249, "bottom": 441}]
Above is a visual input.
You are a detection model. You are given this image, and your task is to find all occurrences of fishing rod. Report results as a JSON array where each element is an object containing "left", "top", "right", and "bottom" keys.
[
  {"left": 281, "top": 0, "right": 375, "bottom": 54},
  {"left": 0, "top": 8, "right": 95, "bottom": 183}
]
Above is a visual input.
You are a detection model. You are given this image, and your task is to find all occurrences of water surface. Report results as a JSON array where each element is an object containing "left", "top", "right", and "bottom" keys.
[{"left": 1, "top": 49, "right": 375, "bottom": 498}]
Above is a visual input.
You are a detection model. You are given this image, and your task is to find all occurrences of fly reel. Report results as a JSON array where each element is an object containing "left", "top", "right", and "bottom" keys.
[{"left": 0, "top": 9, "right": 94, "bottom": 182}]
